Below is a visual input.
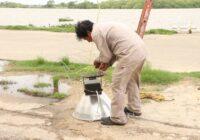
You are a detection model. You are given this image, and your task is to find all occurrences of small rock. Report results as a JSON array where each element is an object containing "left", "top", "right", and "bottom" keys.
[
  {"left": 180, "top": 137, "right": 188, "bottom": 140},
  {"left": 169, "top": 133, "right": 176, "bottom": 137},
  {"left": 166, "top": 136, "right": 173, "bottom": 140},
  {"left": 198, "top": 87, "right": 200, "bottom": 90},
  {"left": 46, "top": 122, "right": 52, "bottom": 126},
  {"left": 153, "top": 132, "right": 160, "bottom": 137}
]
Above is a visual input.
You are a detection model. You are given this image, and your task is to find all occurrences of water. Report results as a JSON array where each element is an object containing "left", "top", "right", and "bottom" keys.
[
  {"left": 58, "top": 80, "right": 71, "bottom": 95},
  {"left": 0, "top": 60, "right": 9, "bottom": 72},
  {"left": 0, "top": 59, "right": 71, "bottom": 97},
  {"left": 0, "top": 8, "right": 200, "bottom": 31},
  {"left": 0, "top": 74, "right": 54, "bottom": 97}
]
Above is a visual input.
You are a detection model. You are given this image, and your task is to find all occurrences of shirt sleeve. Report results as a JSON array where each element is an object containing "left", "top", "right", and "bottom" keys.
[{"left": 92, "top": 30, "right": 114, "bottom": 64}]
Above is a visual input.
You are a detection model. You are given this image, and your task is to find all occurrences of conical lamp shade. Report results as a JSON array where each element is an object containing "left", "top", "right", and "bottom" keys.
[{"left": 73, "top": 92, "right": 111, "bottom": 121}]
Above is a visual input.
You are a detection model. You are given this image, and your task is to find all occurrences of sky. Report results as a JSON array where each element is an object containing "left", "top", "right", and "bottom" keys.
[{"left": 0, "top": 0, "right": 106, "bottom": 5}]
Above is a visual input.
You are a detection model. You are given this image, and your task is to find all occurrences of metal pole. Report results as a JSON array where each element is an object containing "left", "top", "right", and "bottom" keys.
[{"left": 136, "top": 0, "right": 153, "bottom": 38}]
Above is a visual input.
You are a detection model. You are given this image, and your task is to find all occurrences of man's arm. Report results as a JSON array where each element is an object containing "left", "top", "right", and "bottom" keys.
[
  {"left": 92, "top": 29, "right": 113, "bottom": 64},
  {"left": 109, "top": 56, "right": 116, "bottom": 66}
]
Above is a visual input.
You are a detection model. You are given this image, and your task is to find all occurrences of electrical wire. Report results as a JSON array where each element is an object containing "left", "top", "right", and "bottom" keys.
[{"left": 96, "top": 0, "right": 101, "bottom": 23}]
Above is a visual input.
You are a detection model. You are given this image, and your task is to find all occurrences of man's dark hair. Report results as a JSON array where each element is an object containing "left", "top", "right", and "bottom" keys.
[{"left": 75, "top": 20, "right": 94, "bottom": 40}]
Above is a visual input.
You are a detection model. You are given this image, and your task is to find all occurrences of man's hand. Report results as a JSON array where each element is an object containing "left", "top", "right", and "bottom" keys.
[
  {"left": 94, "top": 60, "right": 109, "bottom": 71},
  {"left": 99, "top": 63, "right": 109, "bottom": 71},
  {"left": 93, "top": 60, "right": 101, "bottom": 69}
]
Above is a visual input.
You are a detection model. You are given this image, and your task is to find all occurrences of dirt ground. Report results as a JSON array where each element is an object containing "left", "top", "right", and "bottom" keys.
[
  {"left": 0, "top": 72, "right": 200, "bottom": 140},
  {"left": 0, "top": 30, "right": 200, "bottom": 140},
  {"left": 51, "top": 80, "right": 200, "bottom": 140}
]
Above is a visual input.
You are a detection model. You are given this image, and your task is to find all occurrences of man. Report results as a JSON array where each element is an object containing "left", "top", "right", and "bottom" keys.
[{"left": 75, "top": 20, "right": 146, "bottom": 125}]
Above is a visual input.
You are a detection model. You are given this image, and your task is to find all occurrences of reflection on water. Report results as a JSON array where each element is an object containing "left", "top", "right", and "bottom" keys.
[
  {"left": 58, "top": 80, "right": 71, "bottom": 95},
  {"left": 0, "top": 60, "right": 9, "bottom": 72}
]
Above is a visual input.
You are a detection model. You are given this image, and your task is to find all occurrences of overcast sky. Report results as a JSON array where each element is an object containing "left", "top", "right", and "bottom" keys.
[{"left": 0, "top": 0, "right": 106, "bottom": 5}]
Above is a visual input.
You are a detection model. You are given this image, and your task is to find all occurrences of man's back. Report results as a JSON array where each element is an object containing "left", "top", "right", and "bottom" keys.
[{"left": 92, "top": 22, "right": 146, "bottom": 62}]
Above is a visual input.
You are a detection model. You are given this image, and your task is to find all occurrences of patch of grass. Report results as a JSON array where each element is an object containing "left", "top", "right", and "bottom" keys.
[
  {"left": 145, "top": 29, "right": 177, "bottom": 35},
  {"left": 60, "top": 57, "right": 70, "bottom": 66},
  {"left": 7, "top": 57, "right": 97, "bottom": 80},
  {"left": 51, "top": 92, "right": 69, "bottom": 99},
  {"left": 105, "top": 65, "right": 182, "bottom": 85},
  {"left": 183, "top": 72, "right": 200, "bottom": 79},
  {"left": 17, "top": 88, "right": 51, "bottom": 97},
  {"left": 59, "top": 17, "right": 73, "bottom": 22},
  {"left": 35, "top": 57, "right": 45, "bottom": 65},
  {"left": 17, "top": 88, "right": 69, "bottom": 99},
  {"left": 34, "top": 82, "right": 51, "bottom": 88},
  {"left": 0, "top": 24, "right": 75, "bottom": 33},
  {"left": 0, "top": 80, "right": 16, "bottom": 85},
  {"left": 6, "top": 58, "right": 200, "bottom": 86},
  {"left": 141, "top": 65, "right": 181, "bottom": 85},
  {"left": 53, "top": 75, "right": 60, "bottom": 93}
]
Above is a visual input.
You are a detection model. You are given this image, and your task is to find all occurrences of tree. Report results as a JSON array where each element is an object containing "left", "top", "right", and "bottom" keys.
[{"left": 46, "top": 0, "right": 55, "bottom": 8}]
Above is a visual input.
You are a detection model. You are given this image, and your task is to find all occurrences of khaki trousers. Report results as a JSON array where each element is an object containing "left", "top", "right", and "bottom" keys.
[{"left": 110, "top": 56, "right": 145, "bottom": 124}]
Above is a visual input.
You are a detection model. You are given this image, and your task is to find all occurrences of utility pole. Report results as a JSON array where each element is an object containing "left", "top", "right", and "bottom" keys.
[{"left": 136, "top": 0, "right": 153, "bottom": 38}]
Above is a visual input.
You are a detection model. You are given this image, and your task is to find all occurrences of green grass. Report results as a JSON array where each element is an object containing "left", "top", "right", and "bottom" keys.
[
  {"left": 53, "top": 75, "right": 60, "bottom": 93},
  {"left": 104, "top": 65, "right": 183, "bottom": 85},
  {"left": 7, "top": 57, "right": 97, "bottom": 80},
  {"left": 59, "top": 17, "right": 73, "bottom": 22},
  {"left": 184, "top": 72, "right": 200, "bottom": 79},
  {"left": 34, "top": 82, "right": 51, "bottom": 88},
  {"left": 141, "top": 65, "right": 181, "bottom": 85},
  {"left": 6, "top": 58, "right": 200, "bottom": 86},
  {"left": 17, "top": 88, "right": 68, "bottom": 99},
  {"left": 145, "top": 29, "right": 177, "bottom": 35},
  {"left": 51, "top": 92, "right": 69, "bottom": 99},
  {"left": 17, "top": 88, "right": 52, "bottom": 97},
  {"left": 0, "top": 24, "right": 75, "bottom": 33}
]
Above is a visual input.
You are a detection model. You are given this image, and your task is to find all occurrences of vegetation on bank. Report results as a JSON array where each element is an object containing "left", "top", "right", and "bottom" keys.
[
  {"left": 145, "top": 29, "right": 177, "bottom": 35},
  {"left": 0, "top": 24, "right": 75, "bottom": 33},
  {"left": 1, "top": 0, "right": 200, "bottom": 9},
  {"left": 59, "top": 17, "right": 73, "bottom": 22},
  {"left": 0, "top": 24, "right": 178, "bottom": 35},
  {"left": 5, "top": 58, "right": 200, "bottom": 86}
]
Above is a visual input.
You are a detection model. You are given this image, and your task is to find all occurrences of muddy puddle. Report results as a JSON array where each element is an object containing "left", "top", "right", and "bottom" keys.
[
  {"left": 0, "top": 74, "right": 52, "bottom": 97},
  {"left": 0, "top": 74, "right": 71, "bottom": 97},
  {"left": 0, "top": 60, "right": 71, "bottom": 98}
]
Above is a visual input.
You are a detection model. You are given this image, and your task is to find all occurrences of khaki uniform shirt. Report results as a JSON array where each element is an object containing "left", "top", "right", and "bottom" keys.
[{"left": 91, "top": 22, "right": 146, "bottom": 66}]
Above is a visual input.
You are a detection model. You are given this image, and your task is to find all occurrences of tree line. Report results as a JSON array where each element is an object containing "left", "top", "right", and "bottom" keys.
[{"left": 1, "top": 0, "right": 200, "bottom": 9}]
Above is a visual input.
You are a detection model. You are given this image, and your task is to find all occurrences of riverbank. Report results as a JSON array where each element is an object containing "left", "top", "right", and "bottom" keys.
[{"left": 0, "top": 30, "right": 199, "bottom": 72}]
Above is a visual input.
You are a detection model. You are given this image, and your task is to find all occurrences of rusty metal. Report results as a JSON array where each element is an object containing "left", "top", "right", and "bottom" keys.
[{"left": 136, "top": 0, "right": 153, "bottom": 38}]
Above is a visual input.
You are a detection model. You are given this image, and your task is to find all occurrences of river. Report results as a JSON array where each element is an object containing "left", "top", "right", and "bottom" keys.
[{"left": 0, "top": 8, "right": 200, "bottom": 31}]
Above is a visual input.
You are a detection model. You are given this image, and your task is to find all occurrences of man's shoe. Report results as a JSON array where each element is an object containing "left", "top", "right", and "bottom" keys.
[
  {"left": 101, "top": 117, "right": 125, "bottom": 126},
  {"left": 124, "top": 107, "right": 142, "bottom": 116}
]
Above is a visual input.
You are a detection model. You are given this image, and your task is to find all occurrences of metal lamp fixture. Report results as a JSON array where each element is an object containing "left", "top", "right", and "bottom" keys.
[{"left": 73, "top": 75, "right": 111, "bottom": 121}]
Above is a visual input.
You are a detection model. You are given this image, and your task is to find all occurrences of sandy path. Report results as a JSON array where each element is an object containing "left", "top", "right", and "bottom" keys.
[{"left": 0, "top": 30, "right": 199, "bottom": 72}]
